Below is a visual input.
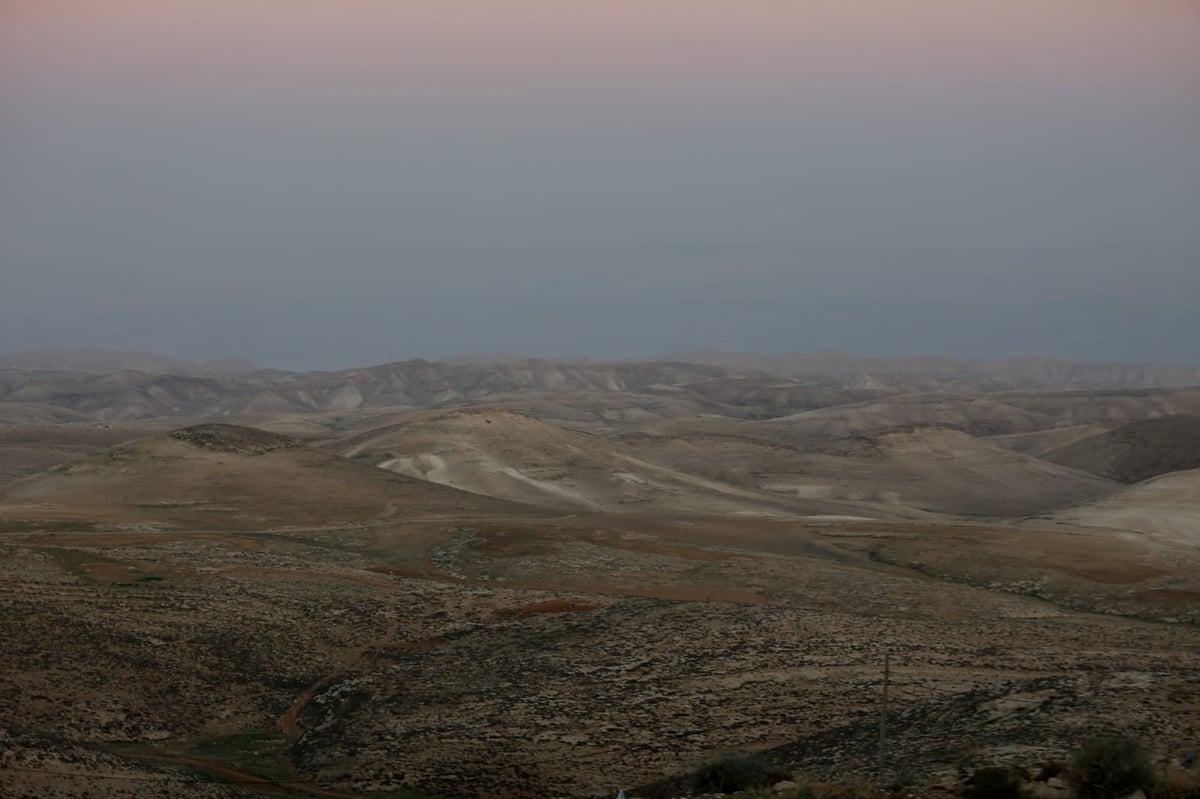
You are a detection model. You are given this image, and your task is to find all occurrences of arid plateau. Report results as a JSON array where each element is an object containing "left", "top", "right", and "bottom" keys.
[{"left": 1, "top": 353, "right": 1198, "bottom": 798}]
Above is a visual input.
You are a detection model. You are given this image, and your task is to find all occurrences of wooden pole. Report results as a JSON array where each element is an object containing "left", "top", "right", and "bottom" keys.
[{"left": 878, "top": 651, "right": 890, "bottom": 782}]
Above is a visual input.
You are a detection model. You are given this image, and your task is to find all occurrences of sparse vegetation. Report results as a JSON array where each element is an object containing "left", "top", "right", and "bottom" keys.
[
  {"left": 1070, "top": 736, "right": 1153, "bottom": 799},
  {"left": 184, "top": 732, "right": 295, "bottom": 783},
  {"left": 692, "top": 755, "right": 775, "bottom": 794},
  {"left": 964, "top": 766, "right": 1026, "bottom": 799},
  {"left": 5, "top": 363, "right": 1200, "bottom": 798},
  {"left": 1156, "top": 764, "right": 1200, "bottom": 799},
  {"left": 1035, "top": 762, "right": 1067, "bottom": 782}
]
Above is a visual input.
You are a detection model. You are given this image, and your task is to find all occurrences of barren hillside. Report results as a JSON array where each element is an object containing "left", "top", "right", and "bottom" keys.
[
  {"left": 2, "top": 356, "right": 1199, "bottom": 799},
  {"left": 1040, "top": 416, "right": 1200, "bottom": 482},
  {"left": 0, "top": 423, "right": 534, "bottom": 530},
  {"left": 335, "top": 408, "right": 827, "bottom": 516}
]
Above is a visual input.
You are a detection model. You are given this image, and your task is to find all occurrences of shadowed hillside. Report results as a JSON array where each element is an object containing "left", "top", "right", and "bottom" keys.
[{"left": 1041, "top": 416, "right": 1200, "bottom": 482}]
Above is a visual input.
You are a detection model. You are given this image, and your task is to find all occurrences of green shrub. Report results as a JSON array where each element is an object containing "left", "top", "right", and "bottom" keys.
[
  {"left": 693, "top": 755, "right": 774, "bottom": 794},
  {"left": 1070, "top": 737, "right": 1153, "bottom": 799},
  {"left": 964, "top": 767, "right": 1025, "bottom": 799}
]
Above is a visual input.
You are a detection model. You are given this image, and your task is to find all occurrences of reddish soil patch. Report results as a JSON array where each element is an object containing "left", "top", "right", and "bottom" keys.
[
  {"left": 468, "top": 526, "right": 563, "bottom": 557},
  {"left": 1068, "top": 563, "right": 1162, "bottom": 584},
  {"left": 278, "top": 674, "right": 341, "bottom": 737}
]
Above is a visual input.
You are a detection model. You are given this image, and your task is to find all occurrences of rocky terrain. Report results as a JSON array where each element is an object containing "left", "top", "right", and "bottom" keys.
[{"left": 1, "top": 354, "right": 1198, "bottom": 798}]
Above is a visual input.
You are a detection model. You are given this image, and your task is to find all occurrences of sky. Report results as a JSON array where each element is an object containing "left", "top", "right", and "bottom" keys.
[{"left": 2, "top": 1, "right": 1198, "bottom": 370}]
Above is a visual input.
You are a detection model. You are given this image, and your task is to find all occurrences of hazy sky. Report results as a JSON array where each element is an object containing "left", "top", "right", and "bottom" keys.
[{"left": 2, "top": 1, "right": 1198, "bottom": 370}]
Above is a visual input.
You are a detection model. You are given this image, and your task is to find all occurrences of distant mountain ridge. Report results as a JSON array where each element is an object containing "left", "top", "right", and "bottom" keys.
[
  {"left": 1, "top": 348, "right": 1199, "bottom": 423},
  {"left": 7, "top": 347, "right": 1199, "bottom": 389},
  {"left": 655, "top": 350, "right": 1200, "bottom": 389},
  {"left": 0, "top": 358, "right": 746, "bottom": 421}
]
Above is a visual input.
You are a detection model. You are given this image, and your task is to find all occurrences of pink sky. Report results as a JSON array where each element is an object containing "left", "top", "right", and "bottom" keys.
[
  {"left": 2, "top": 1, "right": 1197, "bottom": 367},
  {"left": 4, "top": 0, "right": 1197, "bottom": 97}
]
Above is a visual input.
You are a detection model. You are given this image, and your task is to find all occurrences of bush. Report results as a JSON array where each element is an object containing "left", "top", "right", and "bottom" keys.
[
  {"left": 1035, "top": 762, "right": 1067, "bottom": 783},
  {"left": 1070, "top": 737, "right": 1154, "bottom": 799},
  {"left": 692, "top": 755, "right": 774, "bottom": 794},
  {"left": 1157, "top": 765, "right": 1200, "bottom": 799},
  {"left": 964, "top": 767, "right": 1025, "bottom": 799}
]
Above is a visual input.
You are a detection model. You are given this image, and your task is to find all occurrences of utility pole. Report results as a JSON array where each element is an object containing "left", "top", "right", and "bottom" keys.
[{"left": 878, "top": 651, "right": 890, "bottom": 782}]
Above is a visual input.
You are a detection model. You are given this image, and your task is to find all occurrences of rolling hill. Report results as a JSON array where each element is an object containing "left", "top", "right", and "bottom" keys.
[
  {"left": 1040, "top": 416, "right": 1200, "bottom": 482},
  {"left": 1048, "top": 468, "right": 1200, "bottom": 550},
  {"left": 0, "top": 423, "right": 534, "bottom": 529},
  {"left": 334, "top": 408, "right": 833, "bottom": 517},
  {"left": 625, "top": 424, "right": 1119, "bottom": 517}
]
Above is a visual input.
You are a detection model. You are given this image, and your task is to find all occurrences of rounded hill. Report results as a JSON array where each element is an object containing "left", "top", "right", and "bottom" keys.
[
  {"left": 1043, "top": 416, "right": 1200, "bottom": 483},
  {"left": 0, "top": 423, "right": 533, "bottom": 529}
]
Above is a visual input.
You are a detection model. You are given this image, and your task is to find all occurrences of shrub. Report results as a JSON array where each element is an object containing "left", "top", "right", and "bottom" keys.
[
  {"left": 1070, "top": 737, "right": 1154, "bottom": 799},
  {"left": 1157, "top": 765, "right": 1200, "bottom": 799},
  {"left": 1035, "top": 762, "right": 1067, "bottom": 783},
  {"left": 692, "top": 755, "right": 774, "bottom": 794},
  {"left": 964, "top": 767, "right": 1025, "bottom": 799}
]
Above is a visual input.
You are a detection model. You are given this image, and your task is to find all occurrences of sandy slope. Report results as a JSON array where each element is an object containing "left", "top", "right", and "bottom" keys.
[
  {"left": 335, "top": 408, "right": 824, "bottom": 517},
  {"left": 0, "top": 401, "right": 94, "bottom": 428},
  {"left": 0, "top": 423, "right": 533, "bottom": 529},
  {"left": 333, "top": 405, "right": 1122, "bottom": 518},
  {"left": 985, "top": 423, "right": 1112, "bottom": 457},
  {"left": 756, "top": 393, "right": 1055, "bottom": 438},
  {"left": 624, "top": 423, "right": 1119, "bottom": 517},
  {"left": 1050, "top": 468, "right": 1200, "bottom": 549}
]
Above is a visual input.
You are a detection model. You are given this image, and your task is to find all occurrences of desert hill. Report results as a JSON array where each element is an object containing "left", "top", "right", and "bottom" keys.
[
  {"left": 1039, "top": 416, "right": 1200, "bottom": 483},
  {"left": 334, "top": 407, "right": 1121, "bottom": 518},
  {"left": 640, "top": 386, "right": 1200, "bottom": 450},
  {"left": 0, "top": 369, "right": 240, "bottom": 421},
  {"left": 334, "top": 408, "right": 837, "bottom": 517},
  {"left": 623, "top": 424, "right": 1118, "bottom": 517},
  {"left": 0, "top": 423, "right": 533, "bottom": 529},
  {"left": 0, "top": 401, "right": 94, "bottom": 428},
  {"left": 660, "top": 350, "right": 1200, "bottom": 389},
  {"left": 759, "top": 393, "right": 1052, "bottom": 439},
  {"left": 992, "top": 385, "right": 1200, "bottom": 423},
  {"left": 3, "top": 354, "right": 1199, "bottom": 424},
  {"left": 1048, "top": 468, "right": 1200, "bottom": 549},
  {"left": 984, "top": 424, "right": 1111, "bottom": 458},
  {"left": 0, "top": 425, "right": 136, "bottom": 486},
  {"left": 0, "top": 360, "right": 785, "bottom": 421},
  {"left": 4, "top": 353, "right": 1200, "bottom": 798}
]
